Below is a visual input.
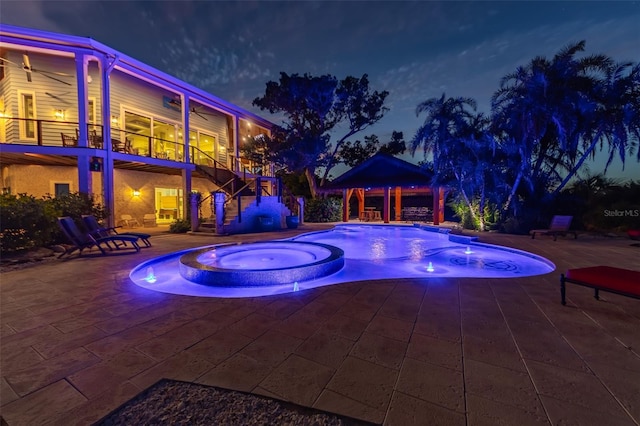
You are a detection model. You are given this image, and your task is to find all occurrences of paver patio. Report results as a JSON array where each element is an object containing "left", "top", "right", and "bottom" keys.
[{"left": 1, "top": 223, "right": 639, "bottom": 425}]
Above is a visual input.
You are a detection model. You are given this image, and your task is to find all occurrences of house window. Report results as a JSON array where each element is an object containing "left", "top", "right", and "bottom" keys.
[
  {"left": 54, "top": 183, "right": 70, "bottom": 198},
  {"left": 18, "top": 91, "right": 36, "bottom": 140}
]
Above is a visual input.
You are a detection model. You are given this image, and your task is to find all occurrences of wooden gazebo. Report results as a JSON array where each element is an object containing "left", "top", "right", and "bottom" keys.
[{"left": 324, "top": 153, "right": 445, "bottom": 225}]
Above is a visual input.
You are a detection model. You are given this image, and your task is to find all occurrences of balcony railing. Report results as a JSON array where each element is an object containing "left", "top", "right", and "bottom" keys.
[{"left": 0, "top": 117, "right": 228, "bottom": 166}]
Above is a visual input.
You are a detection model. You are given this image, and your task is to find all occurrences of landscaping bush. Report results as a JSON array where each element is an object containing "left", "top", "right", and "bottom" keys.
[
  {"left": 0, "top": 192, "right": 108, "bottom": 254},
  {"left": 169, "top": 218, "right": 191, "bottom": 233},
  {"left": 304, "top": 197, "right": 342, "bottom": 222}
]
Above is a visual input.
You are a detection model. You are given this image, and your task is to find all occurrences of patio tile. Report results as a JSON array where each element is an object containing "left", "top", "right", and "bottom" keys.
[
  {"left": 336, "top": 301, "right": 380, "bottom": 322},
  {"left": 274, "top": 310, "right": 325, "bottom": 339},
  {"left": 366, "top": 314, "right": 414, "bottom": 342},
  {"left": 186, "top": 327, "right": 254, "bottom": 365},
  {"left": 94, "top": 302, "right": 176, "bottom": 334},
  {"left": 527, "top": 359, "right": 630, "bottom": 418},
  {"left": 31, "top": 325, "right": 107, "bottom": 359},
  {"left": 255, "top": 298, "right": 305, "bottom": 319},
  {"left": 464, "top": 358, "right": 544, "bottom": 414},
  {"left": 134, "top": 317, "right": 222, "bottom": 361},
  {"left": 5, "top": 347, "right": 101, "bottom": 396},
  {"left": 239, "top": 329, "right": 303, "bottom": 367},
  {"left": 462, "top": 333, "right": 526, "bottom": 372},
  {"left": 0, "top": 379, "right": 87, "bottom": 426},
  {"left": 1, "top": 376, "right": 19, "bottom": 406},
  {"left": 295, "top": 331, "right": 354, "bottom": 368},
  {"left": 350, "top": 331, "right": 408, "bottom": 370},
  {"left": 134, "top": 309, "right": 197, "bottom": 337},
  {"left": 506, "top": 318, "right": 591, "bottom": 373},
  {"left": 466, "top": 394, "right": 550, "bottom": 426},
  {"left": 320, "top": 313, "right": 368, "bottom": 341},
  {"left": 46, "top": 381, "right": 142, "bottom": 426},
  {"left": 540, "top": 395, "right": 636, "bottom": 426},
  {"left": 129, "top": 351, "right": 215, "bottom": 390},
  {"left": 385, "top": 391, "right": 465, "bottom": 426},
  {"left": 67, "top": 348, "right": 155, "bottom": 399},
  {"left": 326, "top": 356, "right": 397, "bottom": 412},
  {"left": 585, "top": 360, "right": 640, "bottom": 422},
  {"left": 1, "top": 346, "right": 45, "bottom": 376},
  {"left": 314, "top": 389, "right": 385, "bottom": 424},
  {"left": 406, "top": 333, "right": 462, "bottom": 371},
  {"left": 396, "top": 357, "right": 464, "bottom": 413},
  {"left": 258, "top": 354, "right": 334, "bottom": 406},
  {"left": 84, "top": 327, "right": 155, "bottom": 358},
  {"left": 197, "top": 353, "right": 272, "bottom": 392},
  {"left": 414, "top": 308, "right": 462, "bottom": 343},
  {"left": 227, "top": 312, "right": 282, "bottom": 338}
]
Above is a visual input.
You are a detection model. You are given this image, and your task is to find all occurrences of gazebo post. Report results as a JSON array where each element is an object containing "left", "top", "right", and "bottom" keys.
[
  {"left": 438, "top": 187, "right": 445, "bottom": 223},
  {"left": 342, "top": 188, "right": 352, "bottom": 222},
  {"left": 356, "top": 188, "right": 365, "bottom": 221},
  {"left": 395, "top": 187, "right": 402, "bottom": 221},
  {"left": 432, "top": 186, "right": 440, "bottom": 225},
  {"left": 383, "top": 187, "right": 390, "bottom": 223}
]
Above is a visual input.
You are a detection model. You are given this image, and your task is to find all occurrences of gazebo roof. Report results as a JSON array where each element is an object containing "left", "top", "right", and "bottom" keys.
[{"left": 324, "top": 153, "right": 434, "bottom": 189}]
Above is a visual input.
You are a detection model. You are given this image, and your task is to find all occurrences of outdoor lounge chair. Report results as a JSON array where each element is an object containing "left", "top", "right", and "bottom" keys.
[
  {"left": 530, "top": 215, "right": 577, "bottom": 241},
  {"left": 57, "top": 216, "right": 140, "bottom": 258},
  {"left": 120, "top": 214, "right": 140, "bottom": 228},
  {"left": 560, "top": 266, "right": 640, "bottom": 305},
  {"left": 143, "top": 213, "right": 157, "bottom": 227},
  {"left": 82, "top": 215, "right": 152, "bottom": 247}
]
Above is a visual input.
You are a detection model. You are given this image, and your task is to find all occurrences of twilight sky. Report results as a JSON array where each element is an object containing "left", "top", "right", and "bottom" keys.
[{"left": 2, "top": 0, "right": 639, "bottom": 180}]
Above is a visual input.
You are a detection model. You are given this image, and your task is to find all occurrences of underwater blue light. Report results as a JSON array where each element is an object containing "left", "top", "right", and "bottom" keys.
[{"left": 130, "top": 224, "right": 555, "bottom": 298}]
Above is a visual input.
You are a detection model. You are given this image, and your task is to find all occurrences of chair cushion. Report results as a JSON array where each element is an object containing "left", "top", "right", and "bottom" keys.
[{"left": 565, "top": 266, "right": 640, "bottom": 296}]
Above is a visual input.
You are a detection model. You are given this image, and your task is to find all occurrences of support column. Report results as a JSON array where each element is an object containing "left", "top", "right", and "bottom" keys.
[
  {"left": 183, "top": 168, "right": 192, "bottom": 221},
  {"left": 100, "top": 54, "right": 115, "bottom": 226},
  {"left": 190, "top": 191, "right": 199, "bottom": 232},
  {"left": 214, "top": 191, "right": 226, "bottom": 234},
  {"left": 432, "top": 186, "right": 440, "bottom": 226},
  {"left": 75, "top": 53, "right": 91, "bottom": 195},
  {"left": 438, "top": 187, "right": 445, "bottom": 223},
  {"left": 342, "top": 188, "right": 350, "bottom": 222},
  {"left": 383, "top": 187, "right": 390, "bottom": 223},
  {"left": 356, "top": 188, "right": 365, "bottom": 220},
  {"left": 395, "top": 187, "right": 402, "bottom": 221}
]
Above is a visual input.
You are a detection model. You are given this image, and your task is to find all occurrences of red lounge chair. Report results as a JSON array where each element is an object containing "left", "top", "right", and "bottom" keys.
[
  {"left": 530, "top": 215, "right": 577, "bottom": 241},
  {"left": 560, "top": 266, "right": 640, "bottom": 305}
]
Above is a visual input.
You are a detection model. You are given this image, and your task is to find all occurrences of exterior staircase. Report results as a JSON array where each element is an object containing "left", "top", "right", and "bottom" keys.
[
  {"left": 197, "top": 195, "right": 293, "bottom": 234},
  {"left": 195, "top": 164, "right": 255, "bottom": 196}
]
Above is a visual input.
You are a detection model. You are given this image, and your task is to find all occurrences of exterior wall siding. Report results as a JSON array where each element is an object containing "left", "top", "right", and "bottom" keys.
[{"left": 3, "top": 164, "right": 102, "bottom": 197}]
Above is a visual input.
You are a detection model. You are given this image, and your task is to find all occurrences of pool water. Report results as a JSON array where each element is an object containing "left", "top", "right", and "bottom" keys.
[{"left": 130, "top": 224, "right": 555, "bottom": 298}]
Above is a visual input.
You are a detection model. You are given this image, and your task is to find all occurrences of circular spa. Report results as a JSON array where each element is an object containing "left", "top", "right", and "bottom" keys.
[
  {"left": 130, "top": 224, "right": 555, "bottom": 298},
  {"left": 178, "top": 241, "right": 344, "bottom": 287}
]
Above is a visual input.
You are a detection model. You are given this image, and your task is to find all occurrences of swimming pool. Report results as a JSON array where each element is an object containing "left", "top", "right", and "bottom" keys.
[{"left": 130, "top": 224, "right": 555, "bottom": 298}]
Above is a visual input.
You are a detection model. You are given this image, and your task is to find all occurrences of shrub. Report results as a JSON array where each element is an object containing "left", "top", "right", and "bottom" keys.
[
  {"left": 0, "top": 191, "right": 108, "bottom": 254},
  {"left": 169, "top": 218, "right": 191, "bottom": 233},
  {"left": 0, "top": 193, "right": 52, "bottom": 252},
  {"left": 304, "top": 197, "right": 342, "bottom": 222}
]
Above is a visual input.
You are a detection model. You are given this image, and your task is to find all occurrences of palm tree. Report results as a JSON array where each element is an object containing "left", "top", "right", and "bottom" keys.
[
  {"left": 552, "top": 61, "right": 640, "bottom": 195},
  {"left": 491, "top": 41, "right": 606, "bottom": 212},
  {"left": 410, "top": 93, "right": 477, "bottom": 179},
  {"left": 411, "top": 94, "right": 502, "bottom": 230}
]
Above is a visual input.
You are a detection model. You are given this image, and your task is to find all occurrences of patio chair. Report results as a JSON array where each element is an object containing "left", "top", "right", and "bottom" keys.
[
  {"left": 120, "top": 214, "right": 140, "bottom": 228},
  {"left": 530, "top": 215, "right": 577, "bottom": 241},
  {"left": 60, "top": 132, "right": 78, "bottom": 147},
  {"left": 143, "top": 213, "right": 157, "bottom": 227},
  {"left": 57, "top": 216, "right": 140, "bottom": 258},
  {"left": 82, "top": 215, "right": 152, "bottom": 247}
]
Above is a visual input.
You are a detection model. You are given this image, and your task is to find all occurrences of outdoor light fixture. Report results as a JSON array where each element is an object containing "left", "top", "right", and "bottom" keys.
[
  {"left": 132, "top": 189, "right": 141, "bottom": 197},
  {"left": 111, "top": 115, "right": 119, "bottom": 126},
  {"left": 53, "top": 109, "right": 65, "bottom": 120}
]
